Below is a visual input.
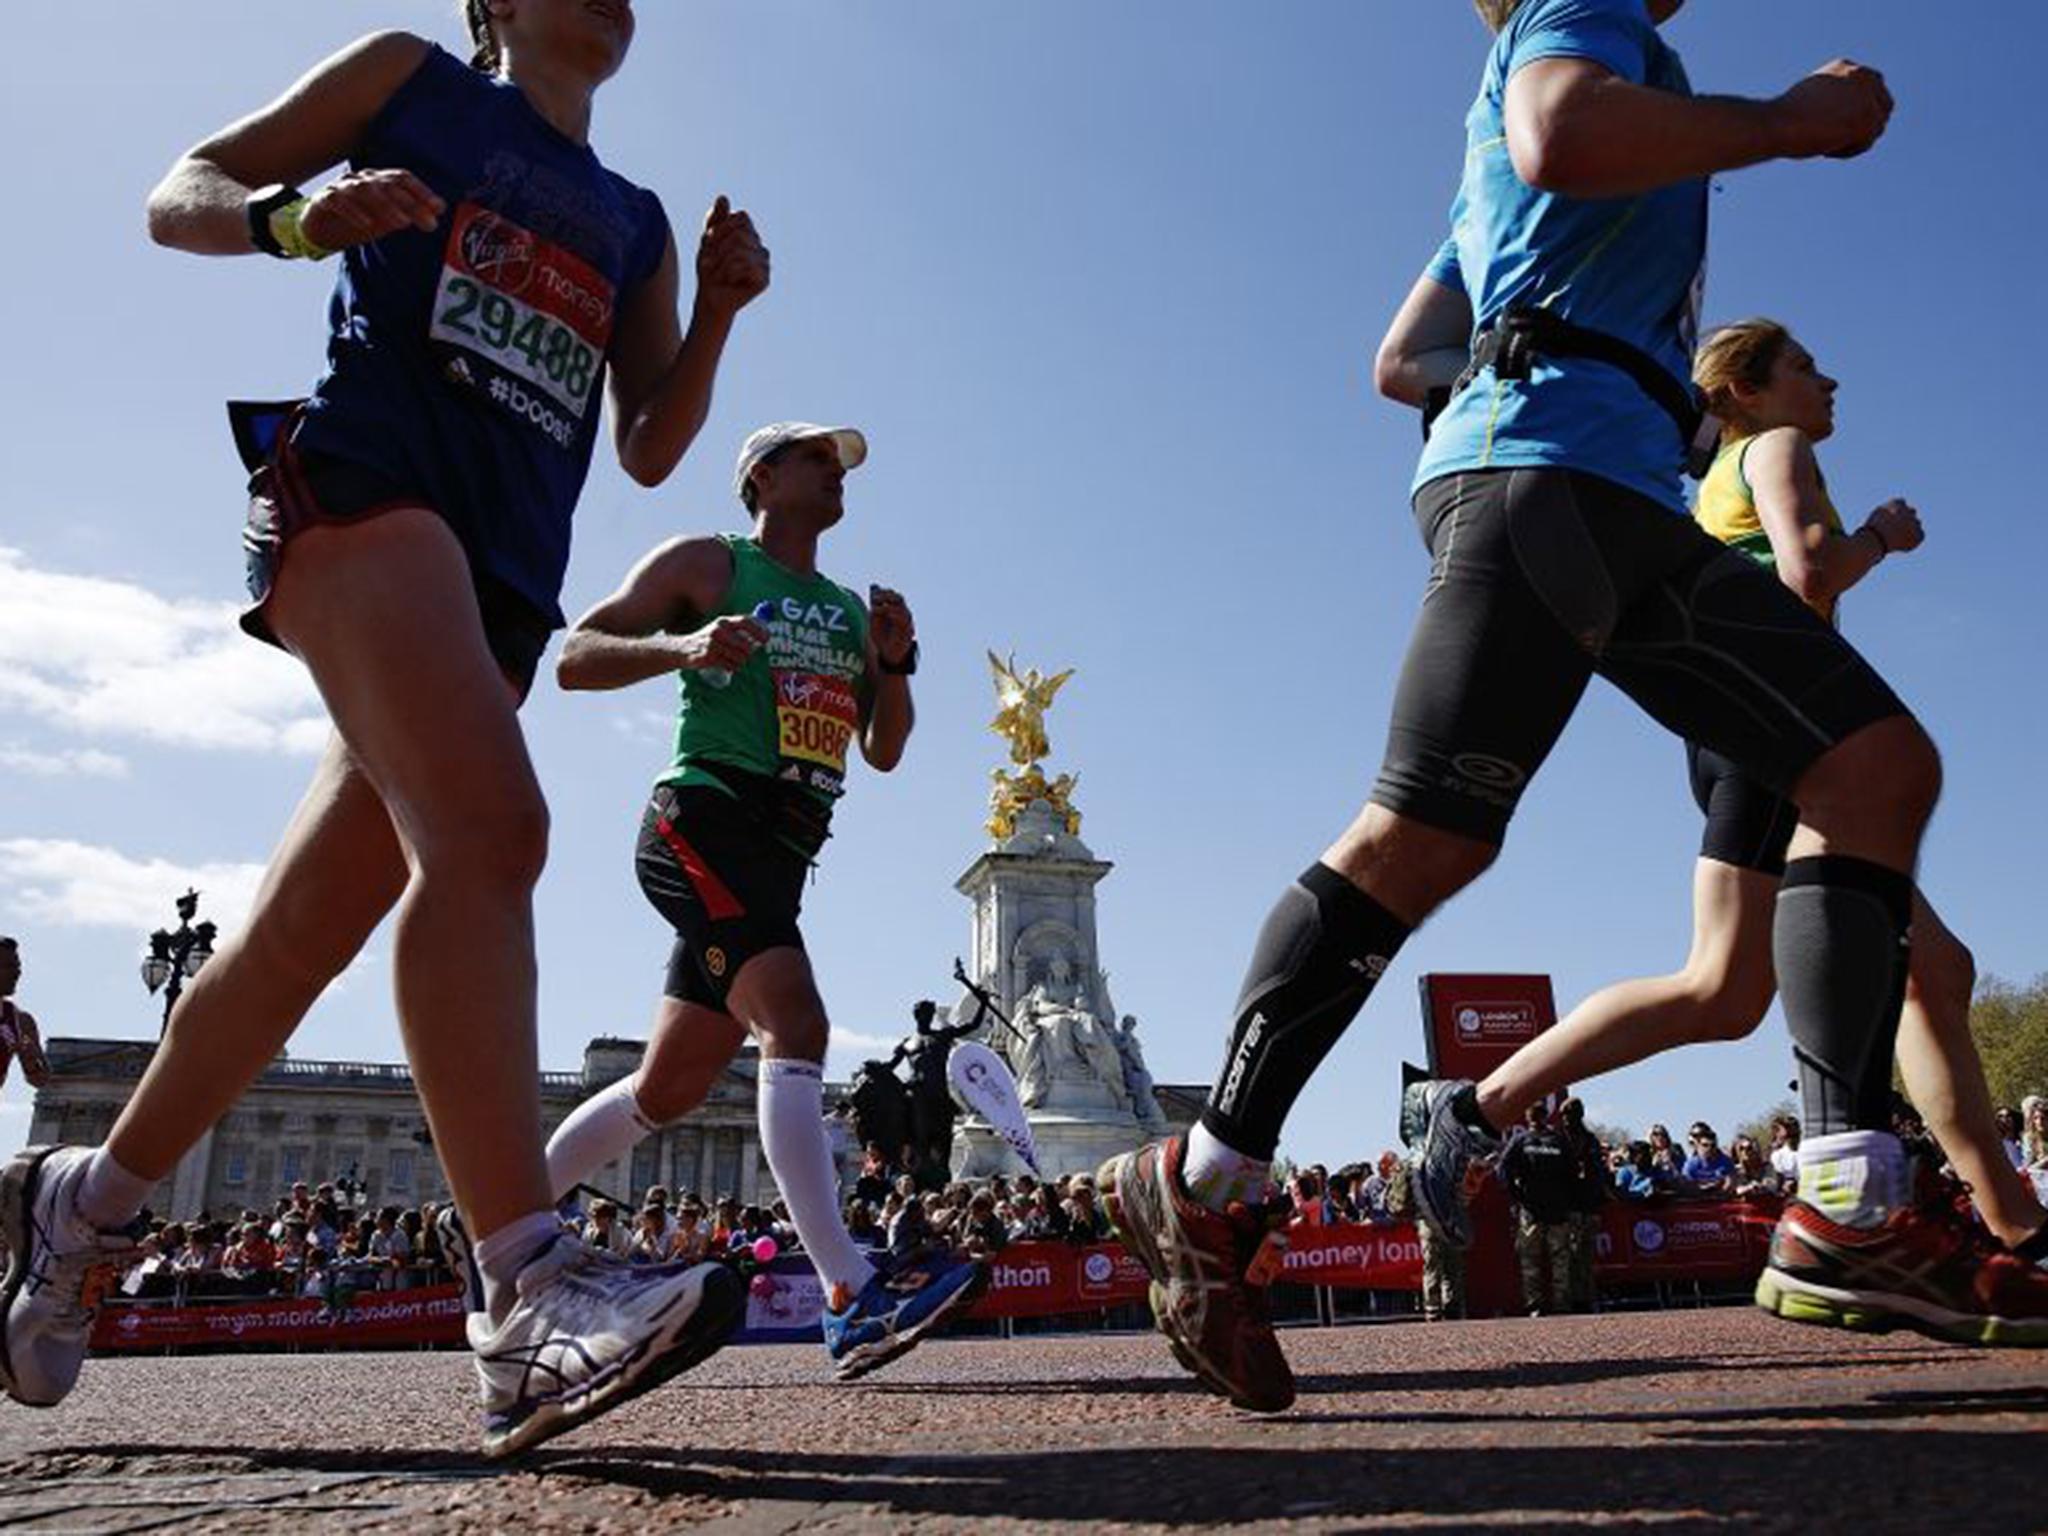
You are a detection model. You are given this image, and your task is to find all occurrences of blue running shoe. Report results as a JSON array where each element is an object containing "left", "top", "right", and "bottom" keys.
[
  {"left": 1404, "top": 1079, "right": 1500, "bottom": 1250},
  {"left": 822, "top": 1249, "right": 986, "bottom": 1381}
]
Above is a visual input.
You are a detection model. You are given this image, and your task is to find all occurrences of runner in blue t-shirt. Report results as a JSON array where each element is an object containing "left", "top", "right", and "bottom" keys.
[
  {"left": 1, "top": 2, "right": 768, "bottom": 1458},
  {"left": 1102, "top": 0, "right": 2001, "bottom": 1414}
]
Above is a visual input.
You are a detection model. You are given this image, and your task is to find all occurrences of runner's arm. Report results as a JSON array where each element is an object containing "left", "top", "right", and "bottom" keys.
[
  {"left": 608, "top": 198, "right": 770, "bottom": 487},
  {"left": 556, "top": 537, "right": 762, "bottom": 691},
  {"left": 14, "top": 1010, "right": 49, "bottom": 1090},
  {"left": 1374, "top": 274, "right": 1472, "bottom": 407},
  {"left": 1505, "top": 56, "right": 1893, "bottom": 198},
  {"left": 1747, "top": 428, "right": 1912, "bottom": 614},
  {"left": 146, "top": 31, "right": 443, "bottom": 256},
  {"left": 858, "top": 589, "right": 916, "bottom": 772}
]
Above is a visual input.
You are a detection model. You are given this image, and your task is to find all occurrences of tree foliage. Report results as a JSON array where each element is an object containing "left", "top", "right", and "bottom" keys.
[
  {"left": 1969, "top": 973, "right": 2048, "bottom": 1112},
  {"left": 1584, "top": 1120, "right": 1636, "bottom": 1152},
  {"left": 1734, "top": 1097, "right": 1797, "bottom": 1150}
]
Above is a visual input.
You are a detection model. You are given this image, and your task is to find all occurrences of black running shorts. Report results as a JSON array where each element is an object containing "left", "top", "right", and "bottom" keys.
[
  {"left": 1370, "top": 468, "right": 1908, "bottom": 846},
  {"left": 242, "top": 424, "right": 552, "bottom": 697},
  {"left": 636, "top": 777, "right": 809, "bottom": 1011},
  {"left": 1687, "top": 743, "right": 1798, "bottom": 877}
]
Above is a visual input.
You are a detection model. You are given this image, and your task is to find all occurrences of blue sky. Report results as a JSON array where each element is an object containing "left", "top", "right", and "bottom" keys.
[{"left": 3, "top": 3, "right": 2044, "bottom": 1168}]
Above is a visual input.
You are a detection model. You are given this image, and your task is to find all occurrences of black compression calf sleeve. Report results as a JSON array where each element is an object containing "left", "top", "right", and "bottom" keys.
[
  {"left": 1200, "top": 863, "right": 1413, "bottom": 1159},
  {"left": 1773, "top": 856, "right": 1913, "bottom": 1140}
]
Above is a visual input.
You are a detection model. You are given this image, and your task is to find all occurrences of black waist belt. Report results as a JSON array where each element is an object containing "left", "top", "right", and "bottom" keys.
[{"left": 1454, "top": 306, "right": 1715, "bottom": 475}]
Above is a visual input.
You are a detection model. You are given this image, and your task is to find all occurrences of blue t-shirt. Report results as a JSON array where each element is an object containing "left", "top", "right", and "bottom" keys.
[
  {"left": 292, "top": 46, "right": 671, "bottom": 628},
  {"left": 1413, "top": 0, "right": 1707, "bottom": 513},
  {"left": 1682, "top": 1149, "right": 1735, "bottom": 1185}
]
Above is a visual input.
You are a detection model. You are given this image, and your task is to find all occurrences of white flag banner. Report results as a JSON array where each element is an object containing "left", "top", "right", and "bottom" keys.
[{"left": 949, "top": 1041, "right": 1041, "bottom": 1175}]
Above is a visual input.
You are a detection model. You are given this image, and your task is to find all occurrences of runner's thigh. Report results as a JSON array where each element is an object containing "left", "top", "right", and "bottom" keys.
[
  {"left": 262, "top": 508, "right": 544, "bottom": 857},
  {"left": 1597, "top": 529, "right": 1908, "bottom": 799},
  {"left": 1371, "top": 470, "right": 1599, "bottom": 846}
]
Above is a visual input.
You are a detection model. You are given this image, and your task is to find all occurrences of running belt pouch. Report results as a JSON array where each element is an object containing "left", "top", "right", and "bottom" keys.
[
  {"left": 770, "top": 781, "right": 833, "bottom": 862},
  {"left": 707, "top": 765, "right": 833, "bottom": 863},
  {"left": 227, "top": 399, "right": 308, "bottom": 474},
  {"left": 1458, "top": 309, "right": 1715, "bottom": 476}
]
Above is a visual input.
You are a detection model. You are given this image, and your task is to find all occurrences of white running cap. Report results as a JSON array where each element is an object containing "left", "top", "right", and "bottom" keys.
[{"left": 733, "top": 422, "right": 868, "bottom": 504}]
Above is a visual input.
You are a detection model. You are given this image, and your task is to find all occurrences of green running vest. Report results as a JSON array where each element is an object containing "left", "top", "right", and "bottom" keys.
[{"left": 658, "top": 535, "right": 871, "bottom": 811}]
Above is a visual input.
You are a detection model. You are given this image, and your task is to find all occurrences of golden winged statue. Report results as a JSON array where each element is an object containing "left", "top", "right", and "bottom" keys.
[
  {"left": 986, "top": 651, "right": 1074, "bottom": 767},
  {"left": 987, "top": 765, "right": 1082, "bottom": 840}
]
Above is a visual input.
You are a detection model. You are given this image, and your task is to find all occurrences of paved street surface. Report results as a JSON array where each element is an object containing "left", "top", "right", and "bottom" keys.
[{"left": 0, "top": 1307, "right": 2039, "bottom": 1532}]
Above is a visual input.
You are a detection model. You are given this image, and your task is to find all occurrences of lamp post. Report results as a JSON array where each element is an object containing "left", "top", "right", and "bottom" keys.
[{"left": 141, "top": 888, "right": 215, "bottom": 1038}]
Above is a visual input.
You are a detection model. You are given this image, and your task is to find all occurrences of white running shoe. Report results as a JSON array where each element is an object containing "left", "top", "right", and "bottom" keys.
[
  {"left": 468, "top": 1235, "right": 744, "bottom": 1459},
  {"left": 434, "top": 1204, "right": 485, "bottom": 1314},
  {"left": 1, "top": 1145, "right": 147, "bottom": 1408}
]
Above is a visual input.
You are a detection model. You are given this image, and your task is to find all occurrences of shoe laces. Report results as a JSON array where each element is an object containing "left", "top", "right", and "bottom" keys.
[
  {"left": 29, "top": 1223, "right": 144, "bottom": 1329},
  {"left": 1899, "top": 1179, "right": 2004, "bottom": 1264}
]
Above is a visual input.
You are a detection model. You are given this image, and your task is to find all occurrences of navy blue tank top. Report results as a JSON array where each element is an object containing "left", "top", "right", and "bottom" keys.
[{"left": 291, "top": 45, "right": 670, "bottom": 629}]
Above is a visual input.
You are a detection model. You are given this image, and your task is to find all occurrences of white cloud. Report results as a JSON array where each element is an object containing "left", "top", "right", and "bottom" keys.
[
  {"left": 831, "top": 1028, "right": 897, "bottom": 1056},
  {"left": 0, "top": 744, "right": 129, "bottom": 778},
  {"left": 0, "top": 839, "right": 381, "bottom": 999},
  {"left": 609, "top": 708, "right": 674, "bottom": 743},
  {"left": 0, "top": 838, "right": 267, "bottom": 934},
  {"left": 0, "top": 546, "right": 328, "bottom": 755}
]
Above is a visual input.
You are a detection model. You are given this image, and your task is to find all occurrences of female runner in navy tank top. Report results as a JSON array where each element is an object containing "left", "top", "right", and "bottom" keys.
[{"left": 0, "top": 1, "right": 770, "bottom": 1456}]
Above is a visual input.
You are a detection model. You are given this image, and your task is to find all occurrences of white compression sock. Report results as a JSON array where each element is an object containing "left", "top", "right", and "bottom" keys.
[
  {"left": 758, "top": 1057, "right": 876, "bottom": 1297},
  {"left": 1182, "top": 1122, "right": 1270, "bottom": 1214},
  {"left": 1798, "top": 1130, "right": 1908, "bottom": 1229},
  {"left": 545, "top": 1076, "right": 659, "bottom": 1203},
  {"left": 75, "top": 1147, "right": 154, "bottom": 1229},
  {"left": 473, "top": 1209, "right": 567, "bottom": 1327}
]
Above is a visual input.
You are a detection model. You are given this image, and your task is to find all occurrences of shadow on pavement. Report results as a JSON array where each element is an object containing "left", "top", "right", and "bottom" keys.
[
  {"left": 49, "top": 1429, "right": 2036, "bottom": 1531},
  {"left": 541, "top": 1432, "right": 2039, "bottom": 1530},
  {"left": 866, "top": 1344, "right": 1966, "bottom": 1404}
]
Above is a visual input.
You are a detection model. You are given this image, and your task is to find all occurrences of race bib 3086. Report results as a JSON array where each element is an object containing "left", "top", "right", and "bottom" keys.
[{"left": 775, "top": 670, "right": 858, "bottom": 790}]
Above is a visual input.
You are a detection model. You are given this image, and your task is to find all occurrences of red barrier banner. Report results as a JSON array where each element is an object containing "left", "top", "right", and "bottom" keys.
[
  {"left": 90, "top": 1203, "right": 1783, "bottom": 1353},
  {"left": 966, "top": 1240, "right": 1151, "bottom": 1319},
  {"left": 1275, "top": 1222, "right": 1424, "bottom": 1289},
  {"left": 1419, "top": 973, "right": 1557, "bottom": 1082},
  {"left": 93, "top": 1284, "right": 468, "bottom": 1352},
  {"left": 1592, "top": 1199, "right": 1778, "bottom": 1285}
]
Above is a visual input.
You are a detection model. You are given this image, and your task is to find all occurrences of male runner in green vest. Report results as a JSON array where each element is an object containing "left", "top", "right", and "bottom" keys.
[{"left": 539, "top": 422, "right": 984, "bottom": 1378}]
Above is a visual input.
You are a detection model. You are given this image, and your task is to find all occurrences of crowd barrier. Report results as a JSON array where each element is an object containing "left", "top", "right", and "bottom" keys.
[
  {"left": 90, "top": 1198, "right": 1782, "bottom": 1353},
  {"left": 92, "top": 1282, "right": 470, "bottom": 1352}
]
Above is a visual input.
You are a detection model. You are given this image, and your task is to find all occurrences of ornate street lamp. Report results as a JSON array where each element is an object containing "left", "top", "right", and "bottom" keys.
[{"left": 141, "top": 888, "right": 215, "bottom": 1037}]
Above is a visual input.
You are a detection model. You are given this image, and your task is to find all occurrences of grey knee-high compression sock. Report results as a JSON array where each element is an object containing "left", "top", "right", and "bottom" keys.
[
  {"left": 1199, "top": 863, "right": 1412, "bottom": 1161},
  {"left": 1773, "top": 856, "right": 1913, "bottom": 1140}
]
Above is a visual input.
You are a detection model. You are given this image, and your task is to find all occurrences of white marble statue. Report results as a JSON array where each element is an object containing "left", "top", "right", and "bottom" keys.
[
  {"left": 1113, "top": 1015, "right": 1170, "bottom": 1135},
  {"left": 1008, "top": 985, "right": 1136, "bottom": 1112}
]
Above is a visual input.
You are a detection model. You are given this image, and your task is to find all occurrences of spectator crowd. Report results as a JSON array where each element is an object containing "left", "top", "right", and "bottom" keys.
[{"left": 104, "top": 1089, "right": 2048, "bottom": 1326}]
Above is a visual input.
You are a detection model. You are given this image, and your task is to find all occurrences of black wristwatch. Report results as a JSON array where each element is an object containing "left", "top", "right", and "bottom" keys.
[
  {"left": 878, "top": 640, "right": 919, "bottom": 677},
  {"left": 246, "top": 183, "right": 306, "bottom": 259}
]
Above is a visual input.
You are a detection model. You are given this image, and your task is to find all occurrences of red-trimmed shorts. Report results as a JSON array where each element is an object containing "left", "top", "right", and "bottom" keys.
[
  {"left": 636, "top": 778, "right": 811, "bottom": 1010},
  {"left": 241, "top": 428, "right": 552, "bottom": 697}
]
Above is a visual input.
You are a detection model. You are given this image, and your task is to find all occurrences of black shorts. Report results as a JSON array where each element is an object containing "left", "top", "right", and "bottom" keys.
[
  {"left": 1687, "top": 742, "right": 1797, "bottom": 876},
  {"left": 637, "top": 777, "right": 811, "bottom": 1010},
  {"left": 239, "top": 410, "right": 551, "bottom": 697},
  {"left": 1371, "top": 468, "right": 1908, "bottom": 846}
]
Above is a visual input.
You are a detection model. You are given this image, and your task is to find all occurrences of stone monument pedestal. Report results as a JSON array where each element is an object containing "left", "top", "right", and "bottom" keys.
[{"left": 953, "top": 1109, "right": 1148, "bottom": 1182}]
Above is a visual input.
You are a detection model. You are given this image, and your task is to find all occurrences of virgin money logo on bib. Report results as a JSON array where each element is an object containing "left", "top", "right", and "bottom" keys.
[{"left": 460, "top": 213, "right": 536, "bottom": 294}]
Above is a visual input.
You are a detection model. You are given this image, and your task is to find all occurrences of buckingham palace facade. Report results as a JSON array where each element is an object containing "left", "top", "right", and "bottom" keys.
[{"left": 25, "top": 1035, "right": 782, "bottom": 1218}]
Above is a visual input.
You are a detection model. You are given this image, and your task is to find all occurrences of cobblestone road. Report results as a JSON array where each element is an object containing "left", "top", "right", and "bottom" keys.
[{"left": 0, "top": 1308, "right": 2039, "bottom": 1532}]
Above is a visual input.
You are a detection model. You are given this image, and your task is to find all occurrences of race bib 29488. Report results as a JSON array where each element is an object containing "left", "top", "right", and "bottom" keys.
[{"left": 429, "top": 202, "right": 616, "bottom": 448}]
